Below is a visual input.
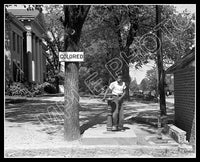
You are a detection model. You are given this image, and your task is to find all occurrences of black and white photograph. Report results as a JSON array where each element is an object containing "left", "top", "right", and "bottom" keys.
[{"left": 4, "top": 4, "right": 196, "bottom": 158}]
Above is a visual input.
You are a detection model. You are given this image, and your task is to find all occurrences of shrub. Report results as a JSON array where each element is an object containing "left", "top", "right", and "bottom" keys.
[
  {"left": 42, "top": 82, "right": 57, "bottom": 94},
  {"left": 57, "top": 72, "right": 65, "bottom": 85},
  {"left": 6, "top": 82, "right": 32, "bottom": 97},
  {"left": 29, "top": 82, "right": 57, "bottom": 95},
  {"left": 5, "top": 82, "right": 57, "bottom": 97},
  {"left": 29, "top": 83, "right": 44, "bottom": 96}
]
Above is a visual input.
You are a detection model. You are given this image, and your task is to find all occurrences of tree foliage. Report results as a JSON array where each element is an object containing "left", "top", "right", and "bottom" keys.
[
  {"left": 161, "top": 8, "right": 195, "bottom": 66},
  {"left": 129, "top": 78, "right": 139, "bottom": 92},
  {"left": 145, "top": 66, "right": 158, "bottom": 92},
  {"left": 78, "top": 5, "right": 195, "bottom": 97},
  {"left": 5, "top": 5, "right": 195, "bottom": 95},
  {"left": 139, "top": 78, "right": 149, "bottom": 92}
]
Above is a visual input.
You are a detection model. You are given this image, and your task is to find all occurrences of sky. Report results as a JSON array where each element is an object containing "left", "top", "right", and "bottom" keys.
[
  {"left": 172, "top": 4, "right": 196, "bottom": 13},
  {"left": 129, "top": 60, "right": 155, "bottom": 84}
]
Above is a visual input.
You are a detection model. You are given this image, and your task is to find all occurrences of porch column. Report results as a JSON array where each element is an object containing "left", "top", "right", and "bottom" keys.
[
  {"left": 39, "top": 40, "right": 43, "bottom": 83},
  {"left": 36, "top": 38, "right": 40, "bottom": 83},
  {"left": 32, "top": 34, "right": 36, "bottom": 82},
  {"left": 26, "top": 30, "right": 32, "bottom": 82}
]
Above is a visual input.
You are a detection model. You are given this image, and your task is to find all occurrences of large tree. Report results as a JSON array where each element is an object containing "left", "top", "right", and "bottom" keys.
[
  {"left": 61, "top": 5, "right": 90, "bottom": 141},
  {"left": 145, "top": 66, "right": 158, "bottom": 93},
  {"left": 42, "top": 5, "right": 65, "bottom": 92},
  {"left": 162, "top": 10, "right": 195, "bottom": 65},
  {"left": 155, "top": 5, "right": 195, "bottom": 115},
  {"left": 80, "top": 5, "right": 148, "bottom": 100},
  {"left": 129, "top": 78, "right": 139, "bottom": 92},
  {"left": 79, "top": 6, "right": 121, "bottom": 95},
  {"left": 79, "top": 5, "right": 180, "bottom": 100},
  {"left": 140, "top": 78, "right": 149, "bottom": 92}
]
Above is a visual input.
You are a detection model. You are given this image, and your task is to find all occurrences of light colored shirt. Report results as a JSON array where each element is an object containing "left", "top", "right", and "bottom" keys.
[{"left": 109, "top": 81, "right": 126, "bottom": 95}]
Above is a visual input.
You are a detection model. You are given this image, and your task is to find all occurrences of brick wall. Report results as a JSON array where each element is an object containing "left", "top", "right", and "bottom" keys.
[{"left": 174, "top": 67, "right": 195, "bottom": 144}]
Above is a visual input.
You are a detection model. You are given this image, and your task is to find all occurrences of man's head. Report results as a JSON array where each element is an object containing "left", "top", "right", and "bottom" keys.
[{"left": 116, "top": 74, "right": 123, "bottom": 83}]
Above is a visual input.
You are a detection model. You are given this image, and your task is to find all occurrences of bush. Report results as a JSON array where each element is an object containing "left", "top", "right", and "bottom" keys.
[
  {"left": 42, "top": 82, "right": 57, "bottom": 94},
  {"left": 29, "top": 83, "right": 44, "bottom": 96},
  {"left": 5, "top": 82, "right": 57, "bottom": 97},
  {"left": 57, "top": 72, "right": 65, "bottom": 85},
  {"left": 6, "top": 82, "right": 32, "bottom": 97},
  {"left": 28, "top": 82, "right": 57, "bottom": 95}
]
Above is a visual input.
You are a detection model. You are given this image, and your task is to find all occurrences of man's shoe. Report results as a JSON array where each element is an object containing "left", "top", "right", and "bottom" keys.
[
  {"left": 118, "top": 126, "right": 125, "bottom": 131},
  {"left": 112, "top": 126, "right": 118, "bottom": 131}
]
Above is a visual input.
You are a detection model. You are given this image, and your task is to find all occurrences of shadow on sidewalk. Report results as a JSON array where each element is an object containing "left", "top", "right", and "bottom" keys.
[
  {"left": 5, "top": 97, "right": 108, "bottom": 135},
  {"left": 5, "top": 96, "right": 174, "bottom": 137},
  {"left": 80, "top": 111, "right": 107, "bottom": 135},
  {"left": 79, "top": 103, "right": 107, "bottom": 134},
  {"left": 5, "top": 99, "right": 59, "bottom": 124}
]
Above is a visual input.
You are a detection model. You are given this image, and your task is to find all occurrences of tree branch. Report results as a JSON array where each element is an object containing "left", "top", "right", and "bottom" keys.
[
  {"left": 125, "top": 10, "right": 138, "bottom": 49},
  {"left": 80, "top": 5, "right": 91, "bottom": 22},
  {"left": 125, "top": 24, "right": 134, "bottom": 49},
  {"left": 63, "top": 5, "right": 91, "bottom": 46},
  {"left": 63, "top": 5, "right": 69, "bottom": 27},
  {"left": 50, "top": 30, "right": 61, "bottom": 51},
  {"left": 139, "top": 23, "right": 154, "bottom": 30},
  {"left": 43, "top": 53, "right": 55, "bottom": 73},
  {"left": 42, "top": 34, "right": 59, "bottom": 60},
  {"left": 113, "top": 15, "right": 124, "bottom": 50}
]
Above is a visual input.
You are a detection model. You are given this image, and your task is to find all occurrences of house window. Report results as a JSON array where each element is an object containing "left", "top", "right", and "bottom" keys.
[
  {"left": 19, "top": 37, "right": 22, "bottom": 54},
  {"left": 13, "top": 61, "right": 17, "bottom": 82},
  {"left": 43, "top": 72, "right": 46, "bottom": 82},
  {"left": 17, "top": 35, "right": 19, "bottom": 53},
  {"left": 12, "top": 32, "right": 15, "bottom": 51},
  {"left": 13, "top": 61, "right": 22, "bottom": 82}
]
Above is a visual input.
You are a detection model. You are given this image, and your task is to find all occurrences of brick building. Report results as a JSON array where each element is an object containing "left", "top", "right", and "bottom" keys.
[
  {"left": 166, "top": 48, "right": 195, "bottom": 145},
  {"left": 5, "top": 7, "right": 47, "bottom": 87}
]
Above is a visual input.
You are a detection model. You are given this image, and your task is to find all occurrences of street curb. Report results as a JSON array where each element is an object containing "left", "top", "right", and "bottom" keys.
[{"left": 4, "top": 145, "right": 195, "bottom": 158}]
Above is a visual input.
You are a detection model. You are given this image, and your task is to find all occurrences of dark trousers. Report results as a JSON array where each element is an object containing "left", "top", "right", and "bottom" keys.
[{"left": 110, "top": 97, "right": 124, "bottom": 128}]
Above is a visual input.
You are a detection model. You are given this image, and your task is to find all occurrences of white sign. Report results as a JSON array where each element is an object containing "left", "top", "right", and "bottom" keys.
[{"left": 59, "top": 52, "right": 84, "bottom": 62}]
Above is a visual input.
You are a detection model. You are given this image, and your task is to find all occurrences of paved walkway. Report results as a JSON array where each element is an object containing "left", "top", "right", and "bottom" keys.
[
  {"left": 81, "top": 123, "right": 138, "bottom": 145},
  {"left": 4, "top": 95, "right": 195, "bottom": 157}
]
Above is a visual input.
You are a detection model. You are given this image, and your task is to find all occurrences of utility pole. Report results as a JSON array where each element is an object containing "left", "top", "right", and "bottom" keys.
[{"left": 156, "top": 5, "right": 166, "bottom": 116}]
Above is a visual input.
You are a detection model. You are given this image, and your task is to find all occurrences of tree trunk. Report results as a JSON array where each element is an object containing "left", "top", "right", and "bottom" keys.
[
  {"left": 63, "top": 46, "right": 80, "bottom": 140},
  {"left": 62, "top": 5, "right": 90, "bottom": 141},
  {"left": 55, "top": 60, "right": 60, "bottom": 93},
  {"left": 121, "top": 46, "right": 132, "bottom": 101},
  {"left": 55, "top": 72, "right": 59, "bottom": 93},
  {"left": 63, "top": 40, "right": 81, "bottom": 141},
  {"left": 64, "top": 62, "right": 80, "bottom": 140},
  {"left": 122, "top": 60, "right": 130, "bottom": 101},
  {"left": 156, "top": 5, "right": 166, "bottom": 116}
]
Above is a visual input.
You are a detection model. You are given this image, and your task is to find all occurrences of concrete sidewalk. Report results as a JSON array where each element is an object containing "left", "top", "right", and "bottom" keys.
[
  {"left": 5, "top": 95, "right": 195, "bottom": 157},
  {"left": 80, "top": 124, "right": 137, "bottom": 145},
  {"left": 5, "top": 122, "right": 195, "bottom": 158},
  {"left": 80, "top": 122, "right": 179, "bottom": 146}
]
